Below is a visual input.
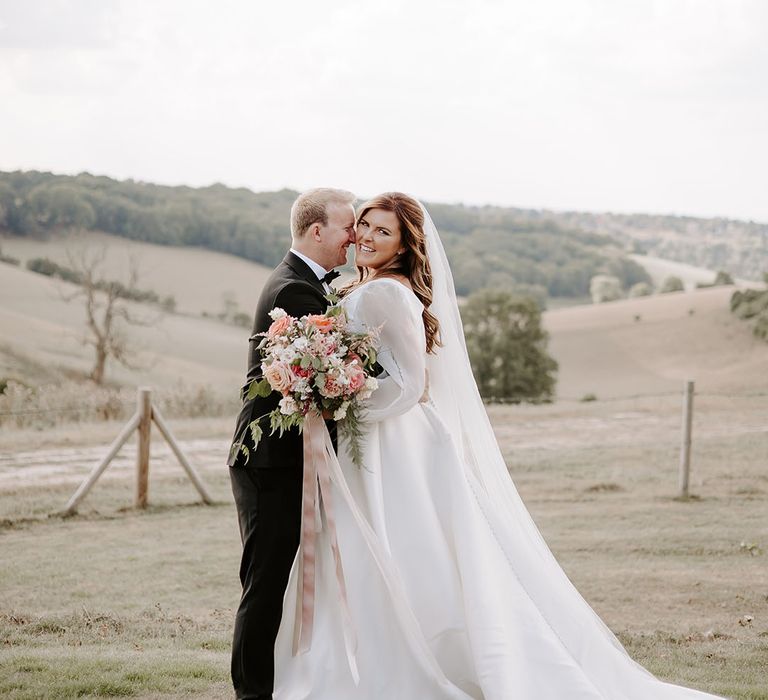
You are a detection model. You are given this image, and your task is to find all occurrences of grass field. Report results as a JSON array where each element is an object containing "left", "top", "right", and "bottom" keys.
[{"left": 1, "top": 395, "right": 766, "bottom": 699}]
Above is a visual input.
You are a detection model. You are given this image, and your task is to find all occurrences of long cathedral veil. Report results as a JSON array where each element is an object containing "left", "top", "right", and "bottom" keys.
[{"left": 419, "top": 203, "right": 657, "bottom": 679}]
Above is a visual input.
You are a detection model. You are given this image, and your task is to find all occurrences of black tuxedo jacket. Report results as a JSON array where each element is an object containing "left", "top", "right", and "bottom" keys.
[{"left": 227, "top": 251, "right": 331, "bottom": 468}]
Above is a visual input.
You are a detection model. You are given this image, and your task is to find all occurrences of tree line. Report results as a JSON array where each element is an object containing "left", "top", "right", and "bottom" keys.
[{"left": 0, "top": 170, "right": 650, "bottom": 301}]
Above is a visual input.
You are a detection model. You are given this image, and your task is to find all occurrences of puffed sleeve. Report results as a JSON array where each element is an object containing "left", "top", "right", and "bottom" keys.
[{"left": 354, "top": 281, "right": 427, "bottom": 423}]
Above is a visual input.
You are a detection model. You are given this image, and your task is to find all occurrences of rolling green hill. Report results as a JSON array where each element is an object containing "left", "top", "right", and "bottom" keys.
[
  {"left": 3, "top": 169, "right": 764, "bottom": 303},
  {"left": 0, "top": 170, "right": 650, "bottom": 302},
  {"left": 2, "top": 254, "right": 763, "bottom": 401}
]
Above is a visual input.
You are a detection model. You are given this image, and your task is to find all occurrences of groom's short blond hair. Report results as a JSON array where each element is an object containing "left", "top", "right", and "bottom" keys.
[{"left": 290, "top": 188, "right": 356, "bottom": 239}]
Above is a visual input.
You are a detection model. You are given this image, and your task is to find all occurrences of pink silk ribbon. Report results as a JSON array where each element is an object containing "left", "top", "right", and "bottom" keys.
[{"left": 293, "top": 410, "right": 359, "bottom": 683}]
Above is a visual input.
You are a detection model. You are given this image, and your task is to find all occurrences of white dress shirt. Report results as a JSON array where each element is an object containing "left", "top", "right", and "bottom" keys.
[{"left": 289, "top": 248, "right": 332, "bottom": 293}]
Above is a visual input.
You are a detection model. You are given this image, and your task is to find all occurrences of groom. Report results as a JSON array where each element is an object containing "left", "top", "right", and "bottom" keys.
[{"left": 227, "top": 187, "right": 357, "bottom": 700}]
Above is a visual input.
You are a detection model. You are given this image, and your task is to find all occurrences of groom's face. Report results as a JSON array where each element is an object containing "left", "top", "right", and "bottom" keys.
[{"left": 320, "top": 202, "right": 357, "bottom": 269}]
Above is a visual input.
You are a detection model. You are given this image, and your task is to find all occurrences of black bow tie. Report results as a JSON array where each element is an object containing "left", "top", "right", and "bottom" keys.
[{"left": 322, "top": 270, "right": 340, "bottom": 285}]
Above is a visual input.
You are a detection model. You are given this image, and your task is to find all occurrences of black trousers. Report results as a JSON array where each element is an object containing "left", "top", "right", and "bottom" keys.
[{"left": 229, "top": 463, "right": 303, "bottom": 700}]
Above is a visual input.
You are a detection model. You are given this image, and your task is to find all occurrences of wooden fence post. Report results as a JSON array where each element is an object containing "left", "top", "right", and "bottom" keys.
[
  {"left": 152, "top": 405, "right": 214, "bottom": 504},
  {"left": 63, "top": 412, "right": 141, "bottom": 515},
  {"left": 62, "top": 386, "right": 213, "bottom": 514},
  {"left": 678, "top": 380, "right": 694, "bottom": 498},
  {"left": 135, "top": 387, "right": 152, "bottom": 508}
]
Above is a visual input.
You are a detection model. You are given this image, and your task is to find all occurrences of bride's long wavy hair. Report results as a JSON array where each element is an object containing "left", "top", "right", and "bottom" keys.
[{"left": 342, "top": 192, "right": 441, "bottom": 354}]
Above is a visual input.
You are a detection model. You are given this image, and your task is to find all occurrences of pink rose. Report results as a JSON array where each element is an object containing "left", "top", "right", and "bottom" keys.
[
  {"left": 268, "top": 315, "right": 292, "bottom": 338},
  {"left": 345, "top": 361, "right": 366, "bottom": 392},
  {"left": 263, "top": 361, "right": 294, "bottom": 394}
]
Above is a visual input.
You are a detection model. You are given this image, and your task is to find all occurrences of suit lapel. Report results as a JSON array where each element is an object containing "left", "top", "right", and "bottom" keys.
[{"left": 283, "top": 251, "right": 326, "bottom": 295}]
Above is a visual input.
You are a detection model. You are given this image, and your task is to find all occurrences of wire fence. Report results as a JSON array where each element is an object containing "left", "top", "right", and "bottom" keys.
[
  {"left": 0, "top": 382, "right": 240, "bottom": 428},
  {"left": 0, "top": 401, "right": 136, "bottom": 417},
  {"left": 1, "top": 387, "right": 765, "bottom": 420},
  {"left": 553, "top": 389, "right": 768, "bottom": 403}
]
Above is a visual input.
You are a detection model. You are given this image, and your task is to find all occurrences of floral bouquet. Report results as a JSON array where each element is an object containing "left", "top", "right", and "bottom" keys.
[{"left": 240, "top": 301, "right": 380, "bottom": 466}]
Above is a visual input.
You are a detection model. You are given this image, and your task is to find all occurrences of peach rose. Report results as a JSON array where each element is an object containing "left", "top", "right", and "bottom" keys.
[
  {"left": 321, "top": 375, "right": 343, "bottom": 398},
  {"left": 263, "top": 361, "right": 294, "bottom": 394},
  {"left": 267, "top": 315, "right": 292, "bottom": 338},
  {"left": 306, "top": 314, "right": 335, "bottom": 333}
]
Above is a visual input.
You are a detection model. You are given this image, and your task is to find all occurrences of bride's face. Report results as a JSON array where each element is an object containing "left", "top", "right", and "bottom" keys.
[{"left": 355, "top": 208, "right": 405, "bottom": 271}]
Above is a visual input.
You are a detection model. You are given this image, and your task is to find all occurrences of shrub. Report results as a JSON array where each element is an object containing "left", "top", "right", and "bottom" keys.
[
  {"left": 730, "top": 288, "right": 768, "bottom": 342},
  {"left": 660, "top": 276, "right": 684, "bottom": 293},
  {"left": 27, "top": 257, "right": 59, "bottom": 276},
  {"left": 0, "top": 246, "right": 20, "bottom": 265},
  {"left": 160, "top": 295, "right": 177, "bottom": 313},
  {"left": 730, "top": 289, "right": 768, "bottom": 319},
  {"left": 602, "top": 257, "right": 652, "bottom": 289},
  {"left": 25, "top": 257, "right": 171, "bottom": 311},
  {"left": 755, "top": 316, "right": 768, "bottom": 340},
  {"left": 590, "top": 275, "right": 623, "bottom": 303},
  {"left": 26, "top": 257, "right": 81, "bottom": 283},
  {"left": 714, "top": 270, "right": 734, "bottom": 286},
  {"left": 628, "top": 282, "right": 653, "bottom": 298}
]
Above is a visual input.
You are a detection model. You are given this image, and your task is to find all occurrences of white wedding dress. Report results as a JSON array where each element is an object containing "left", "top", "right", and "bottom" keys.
[{"left": 272, "top": 211, "right": 725, "bottom": 699}]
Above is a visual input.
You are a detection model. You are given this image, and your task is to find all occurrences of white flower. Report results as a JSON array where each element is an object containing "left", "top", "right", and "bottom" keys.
[
  {"left": 333, "top": 403, "right": 349, "bottom": 421},
  {"left": 269, "top": 307, "right": 287, "bottom": 320},
  {"left": 279, "top": 396, "right": 299, "bottom": 415},
  {"left": 276, "top": 346, "right": 300, "bottom": 363},
  {"left": 364, "top": 376, "right": 378, "bottom": 391}
]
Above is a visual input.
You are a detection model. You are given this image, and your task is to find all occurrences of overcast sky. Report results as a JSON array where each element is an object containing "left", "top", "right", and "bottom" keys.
[{"left": 1, "top": 0, "right": 766, "bottom": 222}]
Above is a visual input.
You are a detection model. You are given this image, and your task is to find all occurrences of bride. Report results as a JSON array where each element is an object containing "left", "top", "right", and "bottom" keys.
[{"left": 272, "top": 193, "right": 724, "bottom": 699}]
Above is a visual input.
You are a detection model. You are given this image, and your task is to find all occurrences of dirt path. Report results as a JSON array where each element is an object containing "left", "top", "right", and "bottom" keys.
[
  {"left": 0, "top": 437, "right": 229, "bottom": 489},
  {"left": 2, "top": 394, "right": 765, "bottom": 491}
]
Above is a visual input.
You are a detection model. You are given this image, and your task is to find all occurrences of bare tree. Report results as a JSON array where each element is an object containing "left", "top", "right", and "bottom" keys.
[{"left": 60, "top": 246, "right": 158, "bottom": 384}]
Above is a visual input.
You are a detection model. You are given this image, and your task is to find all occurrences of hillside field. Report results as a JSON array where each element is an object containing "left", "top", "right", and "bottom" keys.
[
  {"left": 0, "top": 231, "right": 274, "bottom": 317},
  {"left": 1, "top": 234, "right": 766, "bottom": 400},
  {"left": 545, "top": 285, "right": 768, "bottom": 400}
]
